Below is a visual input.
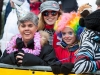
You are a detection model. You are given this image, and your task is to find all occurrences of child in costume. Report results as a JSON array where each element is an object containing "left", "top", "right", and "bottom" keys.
[
  {"left": 30, "top": 0, "right": 41, "bottom": 15},
  {"left": 54, "top": 12, "right": 83, "bottom": 64},
  {"left": 51, "top": 12, "right": 84, "bottom": 75},
  {"left": 73, "top": 6, "right": 100, "bottom": 74}
]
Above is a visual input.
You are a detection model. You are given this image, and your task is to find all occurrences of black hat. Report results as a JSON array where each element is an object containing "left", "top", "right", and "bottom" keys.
[{"left": 79, "top": 9, "right": 100, "bottom": 32}]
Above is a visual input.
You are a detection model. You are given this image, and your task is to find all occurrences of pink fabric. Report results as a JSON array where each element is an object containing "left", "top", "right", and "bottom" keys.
[{"left": 6, "top": 32, "right": 41, "bottom": 56}]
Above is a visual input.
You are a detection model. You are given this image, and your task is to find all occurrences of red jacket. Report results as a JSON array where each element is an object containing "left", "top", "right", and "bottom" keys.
[
  {"left": 54, "top": 46, "right": 78, "bottom": 64},
  {"left": 30, "top": 2, "right": 41, "bottom": 15},
  {"left": 53, "top": 32, "right": 61, "bottom": 48}
]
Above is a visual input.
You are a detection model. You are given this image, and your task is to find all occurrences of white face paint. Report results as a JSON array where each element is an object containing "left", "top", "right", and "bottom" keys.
[{"left": 61, "top": 27, "right": 76, "bottom": 45}]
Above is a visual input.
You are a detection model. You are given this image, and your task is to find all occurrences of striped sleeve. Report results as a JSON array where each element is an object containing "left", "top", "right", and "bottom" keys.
[{"left": 73, "top": 40, "right": 98, "bottom": 73}]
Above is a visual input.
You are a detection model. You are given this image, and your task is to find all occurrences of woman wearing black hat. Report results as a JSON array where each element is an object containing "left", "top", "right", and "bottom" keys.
[{"left": 0, "top": 0, "right": 3, "bottom": 35}]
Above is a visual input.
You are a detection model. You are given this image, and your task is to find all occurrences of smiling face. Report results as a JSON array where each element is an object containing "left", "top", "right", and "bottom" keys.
[
  {"left": 43, "top": 10, "right": 59, "bottom": 25},
  {"left": 18, "top": 21, "right": 38, "bottom": 43},
  {"left": 61, "top": 27, "right": 77, "bottom": 45}
]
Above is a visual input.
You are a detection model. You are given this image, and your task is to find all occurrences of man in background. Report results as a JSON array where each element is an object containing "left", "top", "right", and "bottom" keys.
[{"left": 52, "top": 0, "right": 78, "bottom": 13}]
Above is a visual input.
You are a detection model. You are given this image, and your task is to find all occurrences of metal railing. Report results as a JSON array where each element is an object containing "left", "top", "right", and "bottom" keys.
[{"left": 0, "top": 63, "right": 100, "bottom": 75}]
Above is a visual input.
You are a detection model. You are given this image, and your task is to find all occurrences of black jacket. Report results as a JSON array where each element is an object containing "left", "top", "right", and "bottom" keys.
[
  {"left": 55, "top": 0, "right": 78, "bottom": 13},
  {"left": 0, "top": 38, "right": 57, "bottom": 66}
]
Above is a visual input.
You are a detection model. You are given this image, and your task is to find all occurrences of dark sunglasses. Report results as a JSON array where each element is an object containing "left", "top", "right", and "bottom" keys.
[{"left": 42, "top": 11, "right": 58, "bottom": 16}]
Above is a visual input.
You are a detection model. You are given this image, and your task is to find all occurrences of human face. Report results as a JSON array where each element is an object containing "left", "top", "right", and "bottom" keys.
[
  {"left": 18, "top": 21, "right": 38, "bottom": 43},
  {"left": 30, "top": 0, "right": 39, "bottom": 3},
  {"left": 43, "top": 10, "right": 59, "bottom": 25},
  {"left": 61, "top": 27, "right": 76, "bottom": 45}
]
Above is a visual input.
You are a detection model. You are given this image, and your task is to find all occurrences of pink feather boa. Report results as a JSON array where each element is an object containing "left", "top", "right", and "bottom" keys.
[{"left": 6, "top": 32, "right": 41, "bottom": 56}]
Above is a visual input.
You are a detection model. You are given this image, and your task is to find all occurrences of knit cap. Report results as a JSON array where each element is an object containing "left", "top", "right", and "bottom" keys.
[{"left": 80, "top": 9, "right": 100, "bottom": 32}]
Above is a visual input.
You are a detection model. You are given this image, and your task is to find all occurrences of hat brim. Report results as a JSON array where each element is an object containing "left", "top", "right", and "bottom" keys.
[{"left": 41, "top": 8, "right": 59, "bottom": 13}]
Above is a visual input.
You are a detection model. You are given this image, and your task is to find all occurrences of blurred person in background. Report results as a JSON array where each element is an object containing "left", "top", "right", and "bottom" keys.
[
  {"left": 0, "top": 0, "right": 30, "bottom": 53},
  {"left": 0, "top": 0, "right": 3, "bottom": 36},
  {"left": 54, "top": 0, "right": 78, "bottom": 13},
  {"left": 4, "top": 0, "right": 30, "bottom": 25},
  {"left": 96, "top": 0, "right": 100, "bottom": 9},
  {"left": 0, "top": 0, "right": 3, "bottom": 57},
  {"left": 30, "top": 0, "right": 41, "bottom": 15}
]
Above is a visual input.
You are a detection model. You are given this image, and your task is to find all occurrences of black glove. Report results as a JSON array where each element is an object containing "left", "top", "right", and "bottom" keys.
[
  {"left": 18, "top": 49, "right": 24, "bottom": 53},
  {"left": 16, "top": 38, "right": 24, "bottom": 49},
  {"left": 61, "top": 63, "right": 74, "bottom": 75},
  {"left": 50, "top": 61, "right": 62, "bottom": 74},
  {"left": 15, "top": 49, "right": 25, "bottom": 66}
]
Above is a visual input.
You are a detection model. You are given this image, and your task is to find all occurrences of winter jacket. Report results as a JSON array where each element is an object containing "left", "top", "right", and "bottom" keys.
[
  {"left": 54, "top": 45, "right": 78, "bottom": 64},
  {"left": 74, "top": 29, "right": 100, "bottom": 73},
  {"left": 0, "top": 36, "right": 57, "bottom": 66},
  {"left": 53, "top": 32, "right": 62, "bottom": 48},
  {"left": 55, "top": 0, "right": 78, "bottom": 12}
]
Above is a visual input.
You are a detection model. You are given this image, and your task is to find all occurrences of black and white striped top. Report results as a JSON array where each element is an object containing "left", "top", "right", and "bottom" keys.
[{"left": 74, "top": 29, "right": 100, "bottom": 74}]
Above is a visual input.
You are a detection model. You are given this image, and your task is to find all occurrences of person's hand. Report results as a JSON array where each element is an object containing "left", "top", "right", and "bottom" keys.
[
  {"left": 50, "top": 61, "right": 61, "bottom": 74},
  {"left": 61, "top": 63, "right": 74, "bottom": 75},
  {"left": 16, "top": 52, "right": 24, "bottom": 66}
]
